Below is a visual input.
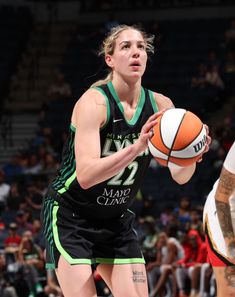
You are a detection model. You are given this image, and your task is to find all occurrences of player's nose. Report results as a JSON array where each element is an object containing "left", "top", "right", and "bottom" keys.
[{"left": 132, "top": 46, "right": 140, "bottom": 57}]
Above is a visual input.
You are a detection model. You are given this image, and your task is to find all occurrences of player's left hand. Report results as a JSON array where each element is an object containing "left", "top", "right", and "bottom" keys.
[{"left": 197, "top": 124, "right": 211, "bottom": 163}]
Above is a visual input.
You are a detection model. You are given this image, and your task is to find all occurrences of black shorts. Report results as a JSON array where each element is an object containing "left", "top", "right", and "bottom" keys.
[{"left": 41, "top": 187, "right": 145, "bottom": 269}]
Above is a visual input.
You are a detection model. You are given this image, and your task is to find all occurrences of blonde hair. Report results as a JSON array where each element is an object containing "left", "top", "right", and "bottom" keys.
[{"left": 91, "top": 24, "right": 155, "bottom": 88}]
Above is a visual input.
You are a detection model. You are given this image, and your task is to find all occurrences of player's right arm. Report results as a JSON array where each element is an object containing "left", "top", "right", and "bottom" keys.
[
  {"left": 72, "top": 89, "right": 159, "bottom": 189},
  {"left": 215, "top": 142, "right": 235, "bottom": 260}
]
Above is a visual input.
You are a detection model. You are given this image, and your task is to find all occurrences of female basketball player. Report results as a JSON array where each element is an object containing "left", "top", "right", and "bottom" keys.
[
  {"left": 204, "top": 141, "right": 235, "bottom": 297},
  {"left": 41, "top": 24, "right": 211, "bottom": 297}
]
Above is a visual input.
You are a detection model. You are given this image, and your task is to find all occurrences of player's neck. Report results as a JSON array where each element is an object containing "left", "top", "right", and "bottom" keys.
[{"left": 111, "top": 78, "right": 141, "bottom": 106}]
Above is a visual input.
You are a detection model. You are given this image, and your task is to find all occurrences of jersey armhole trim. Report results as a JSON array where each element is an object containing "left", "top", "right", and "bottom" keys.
[
  {"left": 70, "top": 123, "right": 76, "bottom": 132},
  {"left": 148, "top": 90, "right": 158, "bottom": 113},
  {"left": 91, "top": 86, "right": 110, "bottom": 130}
]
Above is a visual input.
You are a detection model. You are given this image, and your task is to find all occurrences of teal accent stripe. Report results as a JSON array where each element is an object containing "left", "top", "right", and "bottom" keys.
[
  {"left": 50, "top": 202, "right": 56, "bottom": 264},
  {"left": 58, "top": 170, "right": 77, "bottom": 194},
  {"left": 56, "top": 129, "right": 75, "bottom": 182},
  {"left": 53, "top": 127, "right": 75, "bottom": 189},
  {"left": 65, "top": 171, "right": 76, "bottom": 188},
  {"left": 44, "top": 200, "right": 51, "bottom": 240},
  {"left": 58, "top": 188, "right": 66, "bottom": 194},
  {"left": 148, "top": 90, "right": 158, "bottom": 113},
  {"left": 43, "top": 199, "right": 56, "bottom": 265},
  {"left": 57, "top": 162, "right": 76, "bottom": 188},
  {"left": 59, "top": 129, "right": 75, "bottom": 174},
  {"left": 92, "top": 86, "right": 110, "bottom": 129},
  {"left": 107, "top": 81, "right": 145, "bottom": 126},
  {"left": 52, "top": 205, "right": 93, "bottom": 265},
  {"left": 95, "top": 257, "right": 145, "bottom": 264},
  {"left": 46, "top": 263, "right": 56, "bottom": 269},
  {"left": 70, "top": 123, "right": 76, "bottom": 132}
]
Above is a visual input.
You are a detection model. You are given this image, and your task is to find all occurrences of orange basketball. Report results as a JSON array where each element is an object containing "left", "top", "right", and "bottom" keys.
[{"left": 148, "top": 108, "right": 207, "bottom": 167}]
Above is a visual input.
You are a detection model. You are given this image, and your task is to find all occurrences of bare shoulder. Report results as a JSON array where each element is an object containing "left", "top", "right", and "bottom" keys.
[
  {"left": 153, "top": 92, "right": 174, "bottom": 111},
  {"left": 72, "top": 88, "right": 107, "bottom": 126},
  {"left": 75, "top": 88, "right": 106, "bottom": 109}
]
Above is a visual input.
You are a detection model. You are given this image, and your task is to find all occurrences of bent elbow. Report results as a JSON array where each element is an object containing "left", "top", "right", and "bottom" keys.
[
  {"left": 176, "top": 179, "right": 188, "bottom": 185},
  {"left": 172, "top": 175, "right": 190, "bottom": 185},
  {"left": 76, "top": 173, "right": 91, "bottom": 189}
]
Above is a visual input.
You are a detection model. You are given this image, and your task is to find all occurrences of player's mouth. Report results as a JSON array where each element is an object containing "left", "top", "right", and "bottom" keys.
[{"left": 129, "top": 62, "right": 141, "bottom": 70}]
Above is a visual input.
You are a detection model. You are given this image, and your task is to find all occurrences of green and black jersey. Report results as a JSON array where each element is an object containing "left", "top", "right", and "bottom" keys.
[{"left": 52, "top": 81, "right": 158, "bottom": 219}]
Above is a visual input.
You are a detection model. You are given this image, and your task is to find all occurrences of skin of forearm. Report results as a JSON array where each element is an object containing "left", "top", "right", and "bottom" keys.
[
  {"left": 77, "top": 142, "right": 143, "bottom": 189},
  {"left": 215, "top": 199, "right": 235, "bottom": 258},
  {"left": 170, "top": 163, "right": 196, "bottom": 185}
]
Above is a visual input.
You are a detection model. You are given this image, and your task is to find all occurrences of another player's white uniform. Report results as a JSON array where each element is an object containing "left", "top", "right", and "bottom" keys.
[{"left": 203, "top": 141, "right": 235, "bottom": 266}]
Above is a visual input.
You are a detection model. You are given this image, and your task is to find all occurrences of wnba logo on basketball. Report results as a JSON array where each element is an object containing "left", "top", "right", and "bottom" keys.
[{"left": 193, "top": 135, "right": 207, "bottom": 153}]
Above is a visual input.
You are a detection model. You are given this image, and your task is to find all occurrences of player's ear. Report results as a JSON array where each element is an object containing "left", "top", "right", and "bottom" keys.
[{"left": 105, "top": 55, "right": 113, "bottom": 68}]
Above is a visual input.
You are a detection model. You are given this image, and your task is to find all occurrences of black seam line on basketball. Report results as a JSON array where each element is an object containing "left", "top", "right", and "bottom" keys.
[
  {"left": 152, "top": 116, "right": 169, "bottom": 156},
  {"left": 172, "top": 124, "right": 204, "bottom": 152},
  {"left": 167, "top": 112, "right": 186, "bottom": 165},
  {"left": 205, "top": 223, "right": 233, "bottom": 266}
]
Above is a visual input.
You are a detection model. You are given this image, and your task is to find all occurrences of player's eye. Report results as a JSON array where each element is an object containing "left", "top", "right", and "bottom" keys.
[{"left": 138, "top": 44, "right": 145, "bottom": 49}]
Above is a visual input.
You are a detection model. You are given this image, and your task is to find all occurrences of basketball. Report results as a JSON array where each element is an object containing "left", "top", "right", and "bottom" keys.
[{"left": 148, "top": 108, "right": 207, "bottom": 167}]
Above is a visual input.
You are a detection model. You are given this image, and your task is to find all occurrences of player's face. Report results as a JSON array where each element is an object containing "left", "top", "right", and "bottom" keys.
[{"left": 107, "top": 29, "right": 147, "bottom": 82}]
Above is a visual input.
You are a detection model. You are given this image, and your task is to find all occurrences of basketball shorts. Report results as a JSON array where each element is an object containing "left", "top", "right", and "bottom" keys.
[
  {"left": 41, "top": 187, "right": 145, "bottom": 269},
  {"left": 203, "top": 191, "right": 235, "bottom": 267}
]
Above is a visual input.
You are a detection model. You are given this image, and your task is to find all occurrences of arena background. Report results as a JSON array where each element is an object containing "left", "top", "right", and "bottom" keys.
[{"left": 0, "top": 0, "right": 234, "bottom": 296}]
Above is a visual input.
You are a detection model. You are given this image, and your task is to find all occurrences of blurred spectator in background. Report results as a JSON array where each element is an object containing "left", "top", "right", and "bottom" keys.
[
  {"left": 174, "top": 196, "right": 192, "bottom": 231},
  {"left": 191, "top": 63, "right": 208, "bottom": 89},
  {"left": 47, "top": 72, "right": 72, "bottom": 100},
  {"left": 159, "top": 205, "right": 174, "bottom": 227},
  {"left": 205, "top": 65, "right": 224, "bottom": 90},
  {"left": 41, "top": 153, "right": 59, "bottom": 180},
  {"left": 44, "top": 269, "right": 63, "bottom": 297},
  {"left": 175, "top": 230, "right": 207, "bottom": 297},
  {"left": 0, "top": 252, "right": 19, "bottom": 297},
  {"left": 141, "top": 216, "right": 158, "bottom": 257},
  {"left": 223, "top": 51, "right": 235, "bottom": 74},
  {"left": 206, "top": 50, "right": 221, "bottom": 69},
  {"left": 4, "top": 223, "right": 21, "bottom": 255},
  {"left": 6, "top": 183, "right": 25, "bottom": 212},
  {"left": 31, "top": 219, "right": 44, "bottom": 249},
  {"left": 0, "top": 111, "right": 13, "bottom": 149},
  {"left": 140, "top": 195, "right": 157, "bottom": 218},
  {"left": 4, "top": 222, "right": 21, "bottom": 277},
  {"left": 0, "top": 218, "right": 7, "bottom": 248},
  {"left": 188, "top": 208, "right": 203, "bottom": 238},
  {"left": 147, "top": 229, "right": 184, "bottom": 297},
  {"left": 17, "top": 230, "right": 44, "bottom": 297},
  {"left": 2, "top": 155, "right": 23, "bottom": 182},
  {"left": 24, "top": 183, "right": 43, "bottom": 220},
  {"left": 223, "top": 51, "right": 235, "bottom": 94},
  {"left": 23, "top": 155, "right": 42, "bottom": 176},
  {"left": 15, "top": 210, "right": 33, "bottom": 236},
  {"left": 0, "top": 171, "right": 10, "bottom": 215},
  {"left": 224, "top": 19, "right": 235, "bottom": 50}
]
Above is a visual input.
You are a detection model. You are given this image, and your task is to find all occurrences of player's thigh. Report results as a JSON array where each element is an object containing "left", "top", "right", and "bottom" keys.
[
  {"left": 55, "top": 255, "right": 97, "bottom": 297},
  {"left": 97, "top": 263, "right": 148, "bottom": 297},
  {"left": 213, "top": 266, "right": 235, "bottom": 297}
]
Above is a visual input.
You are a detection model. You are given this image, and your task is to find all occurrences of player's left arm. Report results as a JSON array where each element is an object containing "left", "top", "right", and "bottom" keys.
[
  {"left": 215, "top": 167, "right": 235, "bottom": 259},
  {"left": 215, "top": 142, "right": 235, "bottom": 259},
  {"left": 153, "top": 92, "right": 211, "bottom": 185}
]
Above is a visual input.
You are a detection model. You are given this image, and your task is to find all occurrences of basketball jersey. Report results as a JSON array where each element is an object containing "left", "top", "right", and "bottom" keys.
[{"left": 51, "top": 81, "right": 158, "bottom": 219}]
